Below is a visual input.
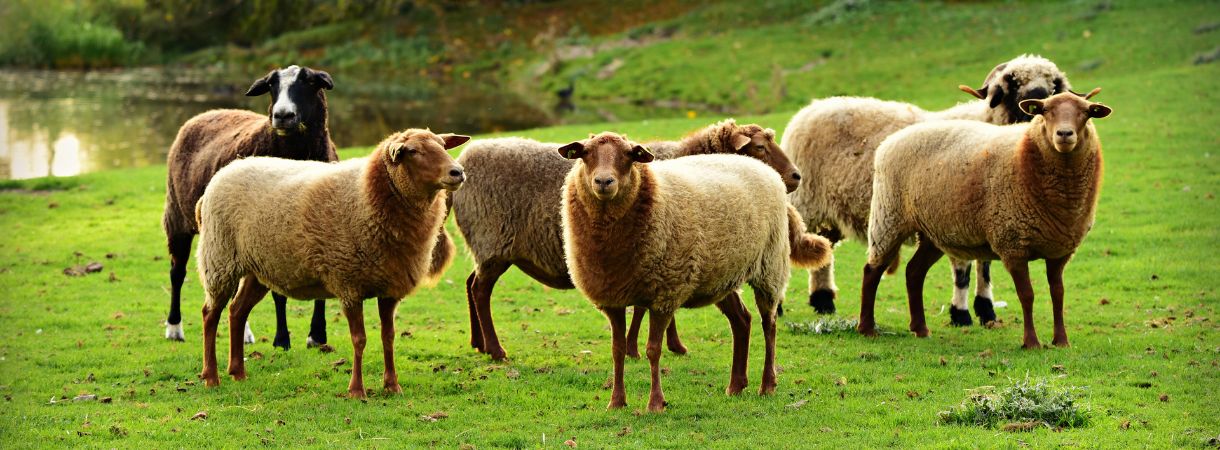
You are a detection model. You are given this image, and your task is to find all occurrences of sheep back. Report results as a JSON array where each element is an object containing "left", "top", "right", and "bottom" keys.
[{"left": 562, "top": 154, "right": 791, "bottom": 314}]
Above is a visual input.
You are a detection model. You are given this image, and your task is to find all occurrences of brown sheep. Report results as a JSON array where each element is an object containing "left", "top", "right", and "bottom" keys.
[
  {"left": 861, "top": 90, "right": 1111, "bottom": 348},
  {"left": 194, "top": 129, "right": 469, "bottom": 397},
  {"left": 450, "top": 119, "right": 802, "bottom": 361},
  {"left": 162, "top": 65, "right": 335, "bottom": 350},
  {"left": 559, "top": 132, "right": 829, "bottom": 412},
  {"left": 782, "top": 55, "right": 1072, "bottom": 326}
]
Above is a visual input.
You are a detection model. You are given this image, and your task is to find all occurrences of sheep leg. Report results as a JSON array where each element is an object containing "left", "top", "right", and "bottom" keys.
[
  {"left": 1046, "top": 256, "right": 1070, "bottom": 347},
  {"left": 626, "top": 307, "right": 645, "bottom": 358},
  {"left": 472, "top": 261, "right": 509, "bottom": 360},
  {"left": 807, "top": 231, "right": 840, "bottom": 314},
  {"left": 227, "top": 275, "right": 269, "bottom": 381},
  {"left": 665, "top": 318, "right": 687, "bottom": 355},
  {"left": 715, "top": 293, "right": 751, "bottom": 395},
  {"left": 199, "top": 281, "right": 236, "bottom": 388},
  {"left": 948, "top": 259, "right": 974, "bottom": 326},
  {"left": 377, "top": 297, "right": 402, "bottom": 393},
  {"left": 604, "top": 307, "right": 628, "bottom": 409},
  {"left": 272, "top": 293, "right": 291, "bottom": 350},
  {"left": 307, "top": 300, "right": 327, "bottom": 347},
  {"left": 860, "top": 239, "right": 903, "bottom": 336},
  {"left": 904, "top": 240, "right": 942, "bottom": 337},
  {"left": 341, "top": 300, "right": 368, "bottom": 399},
  {"left": 973, "top": 261, "right": 998, "bottom": 324},
  {"left": 166, "top": 233, "right": 192, "bottom": 341},
  {"left": 1002, "top": 258, "right": 1042, "bottom": 349},
  {"left": 464, "top": 272, "right": 483, "bottom": 351},
  {"left": 646, "top": 309, "right": 673, "bottom": 412},
  {"left": 753, "top": 287, "right": 780, "bottom": 395}
]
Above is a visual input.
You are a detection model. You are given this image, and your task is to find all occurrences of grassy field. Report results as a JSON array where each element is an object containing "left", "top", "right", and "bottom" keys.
[{"left": 2, "top": 1, "right": 1220, "bottom": 448}]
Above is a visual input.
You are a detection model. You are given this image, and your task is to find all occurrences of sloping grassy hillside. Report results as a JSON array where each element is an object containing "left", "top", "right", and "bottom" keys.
[{"left": 1, "top": 1, "right": 1218, "bottom": 448}]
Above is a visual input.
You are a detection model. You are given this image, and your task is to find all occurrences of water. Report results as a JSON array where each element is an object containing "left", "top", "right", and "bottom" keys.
[{"left": 0, "top": 69, "right": 554, "bottom": 180}]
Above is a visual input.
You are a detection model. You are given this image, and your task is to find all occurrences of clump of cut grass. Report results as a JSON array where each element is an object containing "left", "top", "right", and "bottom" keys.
[
  {"left": 938, "top": 377, "right": 1091, "bottom": 430},
  {"left": 786, "top": 317, "right": 861, "bottom": 335}
]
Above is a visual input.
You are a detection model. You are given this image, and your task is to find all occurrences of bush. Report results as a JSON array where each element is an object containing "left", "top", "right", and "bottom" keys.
[
  {"left": 0, "top": 0, "right": 147, "bottom": 68},
  {"left": 938, "top": 376, "right": 1091, "bottom": 430}
]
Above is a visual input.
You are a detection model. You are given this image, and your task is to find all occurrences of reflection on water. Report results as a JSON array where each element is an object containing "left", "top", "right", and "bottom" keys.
[{"left": 0, "top": 69, "right": 555, "bottom": 180}]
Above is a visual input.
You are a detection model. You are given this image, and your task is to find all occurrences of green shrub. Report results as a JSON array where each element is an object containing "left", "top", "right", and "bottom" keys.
[{"left": 939, "top": 377, "right": 1091, "bottom": 430}]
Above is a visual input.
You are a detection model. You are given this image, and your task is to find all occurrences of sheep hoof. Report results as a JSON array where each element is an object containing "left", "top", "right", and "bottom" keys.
[
  {"left": 347, "top": 389, "right": 367, "bottom": 399},
  {"left": 808, "top": 289, "right": 837, "bottom": 314},
  {"left": 725, "top": 380, "right": 748, "bottom": 396},
  {"left": 384, "top": 383, "right": 402, "bottom": 394},
  {"left": 1021, "top": 338, "right": 1043, "bottom": 350},
  {"left": 667, "top": 342, "right": 688, "bottom": 356},
  {"left": 306, "top": 336, "right": 326, "bottom": 348},
  {"left": 488, "top": 348, "right": 508, "bottom": 361},
  {"left": 607, "top": 398, "right": 627, "bottom": 410},
  {"left": 973, "top": 296, "right": 997, "bottom": 324},
  {"left": 758, "top": 383, "right": 776, "bottom": 396},
  {"left": 1052, "top": 336, "right": 1070, "bottom": 348},
  {"left": 230, "top": 371, "right": 247, "bottom": 381},
  {"left": 626, "top": 347, "right": 641, "bottom": 359},
  {"left": 949, "top": 306, "right": 973, "bottom": 326},
  {"left": 857, "top": 324, "right": 878, "bottom": 337},
  {"left": 647, "top": 399, "right": 667, "bottom": 413},
  {"left": 201, "top": 374, "right": 220, "bottom": 388},
  {"left": 912, "top": 327, "right": 930, "bottom": 338},
  {"left": 273, "top": 332, "right": 291, "bottom": 350},
  {"left": 165, "top": 323, "right": 185, "bottom": 341}
]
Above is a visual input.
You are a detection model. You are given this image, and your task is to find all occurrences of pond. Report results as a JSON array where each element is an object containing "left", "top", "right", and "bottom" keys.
[{"left": 0, "top": 69, "right": 557, "bottom": 180}]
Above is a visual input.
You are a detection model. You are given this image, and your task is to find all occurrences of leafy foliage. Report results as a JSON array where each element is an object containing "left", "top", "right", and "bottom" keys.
[{"left": 939, "top": 377, "right": 1091, "bottom": 429}]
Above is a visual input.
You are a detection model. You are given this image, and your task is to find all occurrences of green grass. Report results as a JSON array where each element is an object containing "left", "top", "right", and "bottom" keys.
[{"left": 2, "top": 1, "right": 1219, "bottom": 448}]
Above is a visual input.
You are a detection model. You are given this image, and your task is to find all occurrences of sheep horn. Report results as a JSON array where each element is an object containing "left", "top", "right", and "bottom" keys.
[
  {"left": 959, "top": 84, "right": 987, "bottom": 100},
  {"left": 1069, "top": 87, "right": 1102, "bottom": 100}
]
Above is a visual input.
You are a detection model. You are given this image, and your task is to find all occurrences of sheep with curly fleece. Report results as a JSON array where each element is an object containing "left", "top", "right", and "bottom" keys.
[
  {"left": 860, "top": 90, "right": 1110, "bottom": 348},
  {"left": 560, "top": 132, "right": 830, "bottom": 412},
  {"left": 782, "top": 54, "right": 1072, "bottom": 326},
  {"left": 194, "top": 129, "right": 469, "bottom": 397},
  {"left": 450, "top": 119, "right": 804, "bottom": 361}
]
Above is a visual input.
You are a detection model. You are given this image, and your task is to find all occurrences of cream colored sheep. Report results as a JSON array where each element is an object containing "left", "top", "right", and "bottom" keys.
[
  {"left": 560, "top": 132, "right": 830, "bottom": 412},
  {"left": 860, "top": 90, "right": 1111, "bottom": 349},
  {"left": 782, "top": 54, "right": 1071, "bottom": 325},
  {"left": 451, "top": 119, "right": 804, "bottom": 361},
  {"left": 194, "top": 129, "right": 469, "bottom": 398}
]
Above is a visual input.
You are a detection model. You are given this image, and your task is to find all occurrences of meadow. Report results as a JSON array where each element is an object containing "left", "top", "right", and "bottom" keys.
[{"left": 1, "top": 1, "right": 1219, "bottom": 448}]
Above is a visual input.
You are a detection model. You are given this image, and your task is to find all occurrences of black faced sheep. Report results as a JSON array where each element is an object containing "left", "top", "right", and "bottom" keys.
[{"left": 163, "top": 65, "right": 336, "bottom": 350}]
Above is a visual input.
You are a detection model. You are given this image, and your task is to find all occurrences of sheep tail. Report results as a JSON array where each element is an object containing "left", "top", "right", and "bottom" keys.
[
  {"left": 885, "top": 248, "right": 901, "bottom": 275},
  {"left": 787, "top": 204, "right": 833, "bottom": 269},
  {"left": 423, "top": 191, "right": 456, "bottom": 285}
]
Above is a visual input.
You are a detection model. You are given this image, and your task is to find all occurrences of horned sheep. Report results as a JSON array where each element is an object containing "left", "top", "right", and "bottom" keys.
[
  {"left": 559, "top": 132, "right": 831, "bottom": 412},
  {"left": 163, "top": 65, "right": 336, "bottom": 350},
  {"left": 194, "top": 129, "right": 469, "bottom": 397},
  {"left": 860, "top": 90, "right": 1111, "bottom": 348},
  {"left": 782, "top": 54, "right": 1073, "bottom": 326},
  {"left": 450, "top": 120, "right": 804, "bottom": 361}
]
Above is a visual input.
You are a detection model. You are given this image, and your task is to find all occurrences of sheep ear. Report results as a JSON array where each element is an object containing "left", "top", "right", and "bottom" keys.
[
  {"left": 1019, "top": 99, "right": 1044, "bottom": 116},
  {"left": 731, "top": 133, "right": 752, "bottom": 153},
  {"left": 1087, "top": 103, "right": 1111, "bottom": 119},
  {"left": 439, "top": 134, "right": 470, "bottom": 149},
  {"left": 245, "top": 71, "right": 275, "bottom": 96},
  {"left": 959, "top": 85, "right": 987, "bottom": 100},
  {"left": 989, "top": 85, "right": 1005, "bottom": 108},
  {"left": 306, "top": 68, "right": 334, "bottom": 90},
  {"left": 630, "top": 145, "right": 655, "bottom": 163},
  {"left": 386, "top": 143, "right": 406, "bottom": 162},
  {"left": 558, "top": 142, "right": 586, "bottom": 159}
]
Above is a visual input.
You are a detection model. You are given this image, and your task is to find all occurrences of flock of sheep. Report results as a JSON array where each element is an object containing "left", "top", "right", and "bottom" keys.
[{"left": 159, "top": 55, "right": 1111, "bottom": 411}]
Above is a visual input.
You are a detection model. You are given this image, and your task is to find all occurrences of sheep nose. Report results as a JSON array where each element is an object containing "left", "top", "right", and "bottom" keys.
[
  {"left": 449, "top": 168, "right": 464, "bottom": 178},
  {"left": 273, "top": 110, "right": 296, "bottom": 121},
  {"left": 1028, "top": 87, "right": 1049, "bottom": 100},
  {"left": 791, "top": 172, "right": 802, "bottom": 181},
  {"left": 594, "top": 177, "right": 615, "bottom": 188},
  {"left": 1057, "top": 129, "right": 1074, "bottom": 138}
]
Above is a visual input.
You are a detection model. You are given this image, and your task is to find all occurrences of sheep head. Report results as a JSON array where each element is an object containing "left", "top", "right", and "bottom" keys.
[
  {"left": 559, "top": 132, "right": 653, "bottom": 201},
  {"left": 381, "top": 129, "right": 469, "bottom": 196},
  {"left": 958, "top": 55, "right": 1071, "bottom": 124},
  {"left": 732, "top": 124, "right": 802, "bottom": 193},
  {"left": 1020, "top": 91, "right": 1111, "bottom": 154},
  {"left": 246, "top": 65, "right": 335, "bottom": 134}
]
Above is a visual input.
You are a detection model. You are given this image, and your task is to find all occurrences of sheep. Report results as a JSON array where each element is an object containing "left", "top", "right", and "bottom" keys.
[
  {"left": 162, "top": 65, "right": 336, "bottom": 350},
  {"left": 859, "top": 90, "right": 1110, "bottom": 348},
  {"left": 450, "top": 119, "right": 803, "bottom": 361},
  {"left": 782, "top": 54, "right": 1072, "bottom": 326},
  {"left": 194, "top": 129, "right": 469, "bottom": 397},
  {"left": 559, "top": 132, "right": 831, "bottom": 412}
]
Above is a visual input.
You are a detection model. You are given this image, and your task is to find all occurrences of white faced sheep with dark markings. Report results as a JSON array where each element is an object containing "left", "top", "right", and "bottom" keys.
[
  {"left": 860, "top": 90, "right": 1111, "bottom": 348},
  {"left": 194, "top": 129, "right": 468, "bottom": 398},
  {"left": 560, "top": 132, "right": 830, "bottom": 413},
  {"left": 781, "top": 54, "right": 1072, "bottom": 326},
  {"left": 449, "top": 119, "right": 810, "bottom": 362},
  {"left": 163, "top": 65, "right": 336, "bottom": 350}
]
